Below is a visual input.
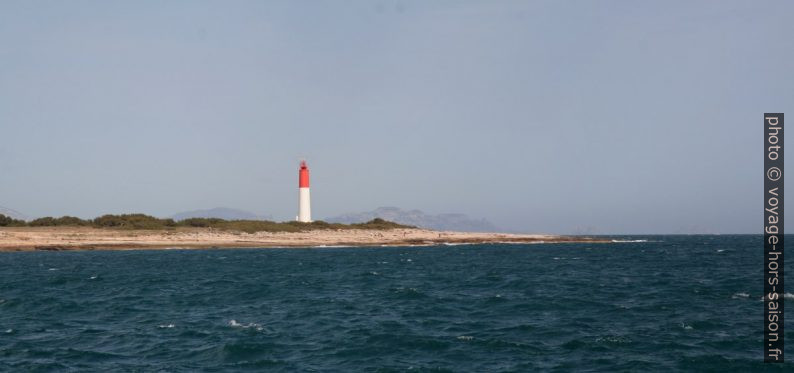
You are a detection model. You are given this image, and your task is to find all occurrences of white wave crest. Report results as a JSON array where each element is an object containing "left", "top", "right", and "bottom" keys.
[
  {"left": 229, "top": 319, "right": 264, "bottom": 332},
  {"left": 759, "top": 293, "right": 794, "bottom": 301}
]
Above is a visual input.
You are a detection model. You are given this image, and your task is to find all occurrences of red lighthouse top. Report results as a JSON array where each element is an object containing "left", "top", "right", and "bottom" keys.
[{"left": 299, "top": 161, "right": 310, "bottom": 188}]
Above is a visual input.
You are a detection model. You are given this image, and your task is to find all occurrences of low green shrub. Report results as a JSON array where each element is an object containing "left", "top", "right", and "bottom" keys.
[
  {"left": 1, "top": 213, "right": 413, "bottom": 233},
  {"left": 0, "top": 214, "right": 26, "bottom": 227}
]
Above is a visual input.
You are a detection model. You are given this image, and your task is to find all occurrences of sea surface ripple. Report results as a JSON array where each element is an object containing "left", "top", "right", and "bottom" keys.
[{"left": 0, "top": 235, "right": 789, "bottom": 371}]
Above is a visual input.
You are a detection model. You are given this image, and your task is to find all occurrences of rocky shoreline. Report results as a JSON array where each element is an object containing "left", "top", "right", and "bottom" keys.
[{"left": 0, "top": 227, "right": 610, "bottom": 252}]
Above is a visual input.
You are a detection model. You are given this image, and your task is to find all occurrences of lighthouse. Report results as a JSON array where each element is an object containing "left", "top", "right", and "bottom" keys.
[{"left": 297, "top": 161, "right": 312, "bottom": 222}]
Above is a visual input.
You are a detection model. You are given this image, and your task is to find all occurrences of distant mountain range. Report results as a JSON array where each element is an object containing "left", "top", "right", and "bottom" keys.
[
  {"left": 0, "top": 206, "right": 30, "bottom": 221},
  {"left": 324, "top": 207, "right": 500, "bottom": 232},
  {"left": 170, "top": 207, "right": 271, "bottom": 221}
]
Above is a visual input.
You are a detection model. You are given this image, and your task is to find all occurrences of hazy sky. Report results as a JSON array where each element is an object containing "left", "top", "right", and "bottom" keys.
[{"left": 0, "top": 1, "right": 791, "bottom": 234}]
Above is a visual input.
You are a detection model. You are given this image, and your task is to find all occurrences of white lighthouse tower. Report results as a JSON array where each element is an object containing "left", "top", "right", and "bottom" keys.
[{"left": 297, "top": 161, "right": 312, "bottom": 222}]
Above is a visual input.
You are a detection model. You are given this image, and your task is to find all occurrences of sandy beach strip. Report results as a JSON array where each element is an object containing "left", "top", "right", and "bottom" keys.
[{"left": 0, "top": 227, "right": 609, "bottom": 251}]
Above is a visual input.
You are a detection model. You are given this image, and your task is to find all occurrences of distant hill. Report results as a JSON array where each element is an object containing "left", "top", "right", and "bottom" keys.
[
  {"left": 171, "top": 207, "right": 271, "bottom": 221},
  {"left": 325, "top": 207, "right": 499, "bottom": 232},
  {"left": 0, "top": 206, "right": 30, "bottom": 221}
]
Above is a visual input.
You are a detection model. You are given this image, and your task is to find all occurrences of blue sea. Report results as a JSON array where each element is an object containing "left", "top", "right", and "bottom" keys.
[{"left": 0, "top": 235, "right": 789, "bottom": 371}]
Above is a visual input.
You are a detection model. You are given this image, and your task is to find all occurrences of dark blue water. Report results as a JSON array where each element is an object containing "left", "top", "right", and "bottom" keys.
[{"left": 0, "top": 235, "right": 790, "bottom": 371}]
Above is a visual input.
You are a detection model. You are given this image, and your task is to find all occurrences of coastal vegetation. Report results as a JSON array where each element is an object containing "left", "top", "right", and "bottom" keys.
[
  {"left": 0, "top": 214, "right": 26, "bottom": 227},
  {"left": 0, "top": 213, "right": 411, "bottom": 233}
]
